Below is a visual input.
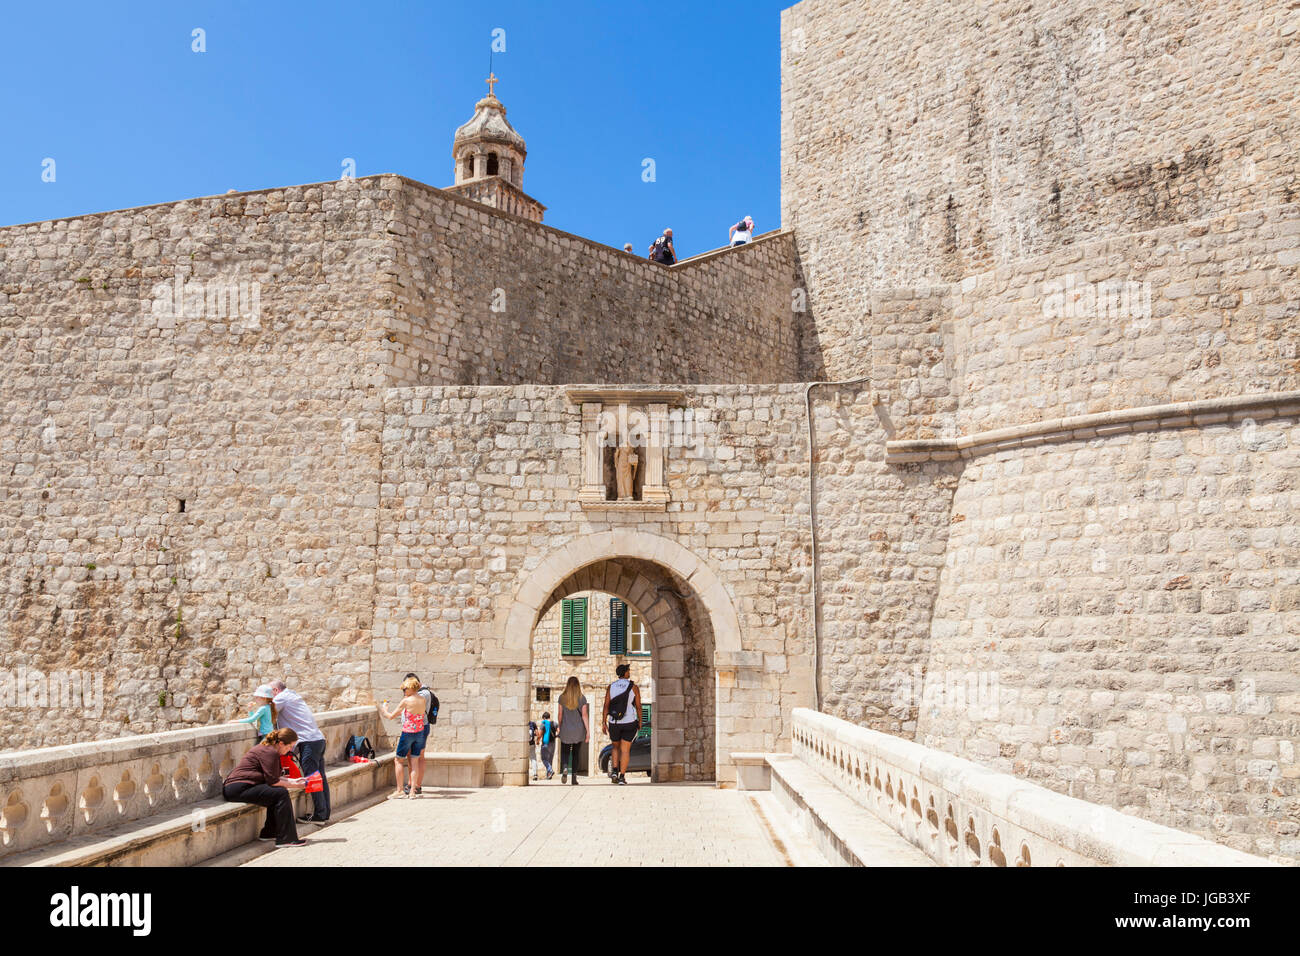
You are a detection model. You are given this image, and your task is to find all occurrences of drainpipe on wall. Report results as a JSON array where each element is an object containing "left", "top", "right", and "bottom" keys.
[{"left": 804, "top": 376, "right": 872, "bottom": 713}]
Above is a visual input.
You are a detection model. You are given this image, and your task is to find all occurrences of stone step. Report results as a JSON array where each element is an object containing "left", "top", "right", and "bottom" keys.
[{"left": 766, "top": 754, "right": 934, "bottom": 867}]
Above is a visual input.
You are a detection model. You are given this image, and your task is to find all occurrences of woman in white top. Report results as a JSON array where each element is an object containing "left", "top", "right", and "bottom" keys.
[
  {"left": 602, "top": 664, "right": 642, "bottom": 785},
  {"left": 729, "top": 215, "right": 755, "bottom": 247}
]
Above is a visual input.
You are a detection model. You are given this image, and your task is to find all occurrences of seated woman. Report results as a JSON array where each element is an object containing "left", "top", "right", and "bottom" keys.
[{"left": 222, "top": 727, "right": 308, "bottom": 848}]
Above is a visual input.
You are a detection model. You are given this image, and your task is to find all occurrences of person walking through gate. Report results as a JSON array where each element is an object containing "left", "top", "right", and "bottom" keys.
[
  {"left": 528, "top": 718, "right": 540, "bottom": 780},
  {"left": 557, "top": 677, "right": 590, "bottom": 785},
  {"left": 222, "top": 728, "right": 308, "bottom": 848},
  {"left": 602, "top": 664, "right": 642, "bottom": 785},
  {"left": 538, "top": 711, "right": 558, "bottom": 780}
]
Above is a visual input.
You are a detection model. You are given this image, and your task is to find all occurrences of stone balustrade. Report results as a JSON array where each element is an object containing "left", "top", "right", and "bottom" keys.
[
  {"left": 0, "top": 706, "right": 379, "bottom": 861},
  {"left": 789, "top": 708, "right": 1275, "bottom": 867}
]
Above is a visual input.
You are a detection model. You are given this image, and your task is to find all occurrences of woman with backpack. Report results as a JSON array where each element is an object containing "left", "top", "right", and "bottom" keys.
[
  {"left": 222, "top": 728, "right": 308, "bottom": 848},
  {"left": 381, "top": 677, "right": 428, "bottom": 798},
  {"left": 538, "top": 711, "right": 558, "bottom": 780},
  {"left": 557, "top": 677, "right": 590, "bottom": 785}
]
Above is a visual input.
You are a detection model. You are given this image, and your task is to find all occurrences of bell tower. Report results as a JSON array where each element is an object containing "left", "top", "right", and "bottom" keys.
[{"left": 445, "top": 74, "right": 546, "bottom": 223}]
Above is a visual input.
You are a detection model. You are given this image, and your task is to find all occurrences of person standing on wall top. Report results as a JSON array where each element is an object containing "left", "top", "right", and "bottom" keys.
[
  {"left": 538, "top": 710, "right": 558, "bottom": 780},
  {"left": 403, "top": 672, "right": 437, "bottom": 796},
  {"left": 729, "top": 215, "right": 755, "bottom": 247},
  {"left": 648, "top": 228, "right": 677, "bottom": 265},
  {"left": 602, "top": 664, "right": 642, "bottom": 785},
  {"left": 557, "top": 676, "right": 590, "bottom": 786},
  {"left": 270, "top": 679, "right": 329, "bottom": 823}
]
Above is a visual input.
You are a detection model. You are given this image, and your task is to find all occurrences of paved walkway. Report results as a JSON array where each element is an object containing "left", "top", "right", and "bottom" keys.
[{"left": 244, "top": 776, "right": 829, "bottom": 867}]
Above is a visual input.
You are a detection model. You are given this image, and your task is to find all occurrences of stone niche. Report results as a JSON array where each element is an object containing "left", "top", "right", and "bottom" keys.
[{"left": 567, "top": 387, "right": 684, "bottom": 510}]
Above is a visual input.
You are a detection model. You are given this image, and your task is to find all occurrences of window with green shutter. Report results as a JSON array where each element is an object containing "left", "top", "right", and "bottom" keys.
[
  {"left": 609, "top": 599, "right": 627, "bottom": 655},
  {"left": 637, "top": 702, "right": 652, "bottom": 739},
  {"left": 561, "top": 597, "right": 588, "bottom": 656}
]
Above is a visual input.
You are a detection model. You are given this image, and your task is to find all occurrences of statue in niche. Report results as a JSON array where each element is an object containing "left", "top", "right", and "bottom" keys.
[{"left": 615, "top": 443, "right": 639, "bottom": 501}]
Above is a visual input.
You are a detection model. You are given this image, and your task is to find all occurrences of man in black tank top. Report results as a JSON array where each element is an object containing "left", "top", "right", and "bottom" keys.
[{"left": 602, "top": 663, "right": 642, "bottom": 785}]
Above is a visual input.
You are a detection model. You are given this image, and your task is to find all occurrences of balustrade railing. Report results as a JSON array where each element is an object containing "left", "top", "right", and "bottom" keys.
[
  {"left": 0, "top": 706, "right": 378, "bottom": 860},
  {"left": 790, "top": 708, "right": 1272, "bottom": 867}
]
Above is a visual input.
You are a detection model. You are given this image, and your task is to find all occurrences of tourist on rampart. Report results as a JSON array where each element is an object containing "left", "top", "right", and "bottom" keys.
[
  {"left": 222, "top": 728, "right": 308, "bottom": 848},
  {"left": 557, "top": 676, "right": 590, "bottom": 786},
  {"left": 623, "top": 242, "right": 634, "bottom": 253},
  {"left": 648, "top": 228, "right": 677, "bottom": 264},
  {"left": 602, "top": 664, "right": 642, "bottom": 785},
  {"left": 538, "top": 710, "right": 558, "bottom": 779},
  {"left": 729, "top": 215, "right": 755, "bottom": 246},
  {"left": 382, "top": 677, "right": 428, "bottom": 798},
  {"left": 270, "top": 679, "right": 330, "bottom": 823},
  {"left": 233, "top": 684, "right": 276, "bottom": 744}
]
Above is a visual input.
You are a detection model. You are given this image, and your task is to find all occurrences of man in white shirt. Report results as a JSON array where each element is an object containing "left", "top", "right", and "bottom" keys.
[{"left": 270, "top": 679, "right": 329, "bottom": 822}]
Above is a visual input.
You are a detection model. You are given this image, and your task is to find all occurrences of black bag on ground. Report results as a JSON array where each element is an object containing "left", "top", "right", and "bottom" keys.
[{"left": 344, "top": 734, "right": 376, "bottom": 760}]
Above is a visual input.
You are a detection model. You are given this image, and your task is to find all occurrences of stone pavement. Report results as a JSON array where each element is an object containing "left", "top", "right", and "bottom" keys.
[{"left": 243, "top": 776, "right": 830, "bottom": 867}]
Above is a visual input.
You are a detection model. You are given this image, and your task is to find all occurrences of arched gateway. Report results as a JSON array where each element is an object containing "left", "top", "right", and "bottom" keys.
[{"left": 499, "top": 531, "right": 742, "bottom": 782}]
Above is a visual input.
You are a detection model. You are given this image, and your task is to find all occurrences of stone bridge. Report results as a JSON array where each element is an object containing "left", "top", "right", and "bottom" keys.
[{"left": 0, "top": 707, "right": 1271, "bottom": 867}]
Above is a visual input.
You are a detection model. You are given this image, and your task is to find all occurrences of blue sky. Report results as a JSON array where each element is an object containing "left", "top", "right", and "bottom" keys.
[{"left": 0, "top": 0, "right": 795, "bottom": 259}]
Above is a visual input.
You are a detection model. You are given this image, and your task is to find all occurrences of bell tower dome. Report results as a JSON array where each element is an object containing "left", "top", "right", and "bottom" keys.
[{"left": 446, "top": 74, "right": 546, "bottom": 223}]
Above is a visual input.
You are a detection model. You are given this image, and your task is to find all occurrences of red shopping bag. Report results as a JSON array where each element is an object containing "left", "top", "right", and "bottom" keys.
[
  {"left": 304, "top": 771, "right": 324, "bottom": 793},
  {"left": 280, "top": 753, "right": 302, "bottom": 778}
]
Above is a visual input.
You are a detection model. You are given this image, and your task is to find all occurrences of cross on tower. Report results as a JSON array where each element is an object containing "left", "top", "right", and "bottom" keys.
[{"left": 486, "top": 72, "right": 498, "bottom": 97}]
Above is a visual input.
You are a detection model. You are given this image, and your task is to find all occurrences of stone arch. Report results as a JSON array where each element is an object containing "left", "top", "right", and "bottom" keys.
[
  {"left": 504, "top": 531, "right": 737, "bottom": 782},
  {"left": 499, "top": 530, "right": 741, "bottom": 660}
]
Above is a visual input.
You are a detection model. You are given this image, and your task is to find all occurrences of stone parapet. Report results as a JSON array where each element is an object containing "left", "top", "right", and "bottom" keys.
[
  {"left": 0, "top": 706, "right": 379, "bottom": 861},
  {"left": 790, "top": 708, "right": 1277, "bottom": 866}
]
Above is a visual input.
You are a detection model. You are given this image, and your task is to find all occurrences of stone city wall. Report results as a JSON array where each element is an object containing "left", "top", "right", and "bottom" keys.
[
  {"left": 950, "top": 204, "right": 1300, "bottom": 435},
  {"left": 0, "top": 179, "right": 396, "bottom": 749},
  {"left": 782, "top": 0, "right": 1299, "bottom": 350},
  {"left": 384, "top": 178, "right": 807, "bottom": 388},
  {"left": 0, "top": 175, "right": 806, "bottom": 752},
  {"left": 921, "top": 409, "right": 1300, "bottom": 859}
]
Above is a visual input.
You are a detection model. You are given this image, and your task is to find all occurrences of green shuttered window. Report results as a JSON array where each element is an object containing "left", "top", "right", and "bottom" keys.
[
  {"left": 609, "top": 599, "right": 627, "bottom": 655},
  {"left": 561, "top": 597, "right": 588, "bottom": 656}
]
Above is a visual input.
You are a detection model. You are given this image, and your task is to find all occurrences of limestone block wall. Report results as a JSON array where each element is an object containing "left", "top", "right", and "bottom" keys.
[
  {"left": 951, "top": 204, "right": 1300, "bottom": 435},
  {"left": 383, "top": 179, "right": 808, "bottom": 388},
  {"left": 370, "top": 384, "right": 818, "bottom": 785},
  {"left": 0, "top": 172, "right": 808, "bottom": 753},
  {"left": 0, "top": 180, "right": 397, "bottom": 749},
  {"left": 920, "top": 411, "right": 1300, "bottom": 859},
  {"left": 782, "top": 0, "right": 1300, "bottom": 364},
  {"left": 809, "top": 384, "right": 961, "bottom": 734}
]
